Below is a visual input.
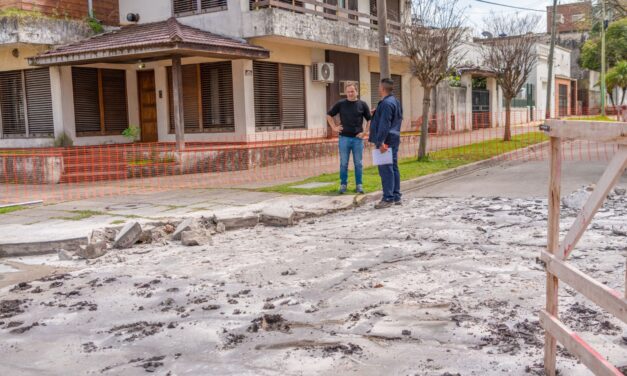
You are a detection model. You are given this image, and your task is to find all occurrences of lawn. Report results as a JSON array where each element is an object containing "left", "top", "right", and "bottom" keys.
[
  {"left": 260, "top": 132, "right": 548, "bottom": 195},
  {"left": 567, "top": 115, "right": 618, "bottom": 122},
  {"left": 0, "top": 205, "right": 26, "bottom": 215}
]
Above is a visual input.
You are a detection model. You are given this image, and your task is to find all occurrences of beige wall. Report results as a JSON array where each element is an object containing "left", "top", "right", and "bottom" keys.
[
  {"left": 0, "top": 44, "right": 47, "bottom": 71},
  {"left": 119, "top": 0, "right": 171, "bottom": 24}
]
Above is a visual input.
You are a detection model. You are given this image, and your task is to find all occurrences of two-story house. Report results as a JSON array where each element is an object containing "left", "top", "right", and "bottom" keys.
[{"left": 0, "top": 0, "right": 419, "bottom": 149}]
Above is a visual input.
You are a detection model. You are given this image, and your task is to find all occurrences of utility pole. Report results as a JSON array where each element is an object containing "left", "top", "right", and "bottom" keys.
[
  {"left": 377, "top": 0, "right": 391, "bottom": 79},
  {"left": 600, "top": 0, "right": 606, "bottom": 116},
  {"left": 545, "top": 0, "right": 558, "bottom": 119}
]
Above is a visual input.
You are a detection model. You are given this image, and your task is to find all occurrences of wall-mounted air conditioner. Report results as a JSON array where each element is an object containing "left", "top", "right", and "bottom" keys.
[{"left": 312, "top": 62, "right": 334, "bottom": 83}]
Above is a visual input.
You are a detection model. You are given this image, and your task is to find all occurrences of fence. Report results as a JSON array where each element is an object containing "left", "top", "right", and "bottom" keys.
[
  {"left": 540, "top": 120, "right": 626, "bottom": 376},
  {"left": 0, "top": 115, "right": 622, "bottom": 205}
]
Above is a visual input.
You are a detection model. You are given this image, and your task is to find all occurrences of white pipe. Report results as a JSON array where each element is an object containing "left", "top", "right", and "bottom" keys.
[{"left": 88, "top": 0, "right": 94, "bottom": 18}]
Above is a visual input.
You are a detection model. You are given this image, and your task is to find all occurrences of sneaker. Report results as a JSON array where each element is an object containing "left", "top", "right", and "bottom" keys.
[
  {"left": 374, "top": 200, "right": 394, "bottom": 209},
  {"left": 394, "top": 200, "right": 402, "bottom": 206},
  {"left": 356, "top": 184, "right": 364, "bottom": 194},
  {"left": 339, "top": 184, "right": 347, "bottom": 194}
]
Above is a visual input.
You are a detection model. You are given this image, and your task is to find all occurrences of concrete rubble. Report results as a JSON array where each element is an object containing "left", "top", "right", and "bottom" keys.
[
  {"left": 2, "top": 190, "right": 625, "bottom": 375},
  {"left": 113, "top": 222, "right": 143, "bottom": 249}
]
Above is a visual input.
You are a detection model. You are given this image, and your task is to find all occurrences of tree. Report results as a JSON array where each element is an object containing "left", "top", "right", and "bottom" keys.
[
  {"left": 605, "top": 60, "right": 627, "bottom": 115},
  {"left": 580, "top": 17, "right": 627, "bottom": 71},
  {"left": 480, "top": 13, "right": 540, "bottom": 141},
  {"left": 398, "top": 0, "right": 466, "bottom": 160}
]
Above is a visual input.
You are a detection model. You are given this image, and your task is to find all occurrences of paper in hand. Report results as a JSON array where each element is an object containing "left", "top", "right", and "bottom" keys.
[{"left": 372, "top": 149, "right": 393, "bottom": 166}]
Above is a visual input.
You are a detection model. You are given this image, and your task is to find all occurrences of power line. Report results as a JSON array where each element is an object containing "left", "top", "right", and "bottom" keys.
[{"left": 473, "top": 0, "right": 546, "bottom": 13}]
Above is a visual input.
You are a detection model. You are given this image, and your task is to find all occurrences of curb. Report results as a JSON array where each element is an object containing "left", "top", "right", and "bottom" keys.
[{"left": 0, "top": 142, "right": 547, "bottom": 258}]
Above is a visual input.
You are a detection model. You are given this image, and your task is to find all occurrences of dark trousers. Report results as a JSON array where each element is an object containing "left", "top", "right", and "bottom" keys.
[{"left": 377, "top": 135, "right": 401, "bottom": 202}]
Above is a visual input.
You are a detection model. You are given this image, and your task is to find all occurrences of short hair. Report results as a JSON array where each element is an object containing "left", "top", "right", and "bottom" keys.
[
  {"left": 345, "top": 82, "right": 358, "bottom": 91},
  {"left": 380, "top": 78, "right": 394, "bottom": 93}
]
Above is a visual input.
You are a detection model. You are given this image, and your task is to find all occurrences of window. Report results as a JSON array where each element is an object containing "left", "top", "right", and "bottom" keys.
[
  {"left": 0, "top": 69, "right": 53, "bottom": 138},
  {"left": 167, "top": 62, "right": 235, "bottom": 133},
  {"left": 72, "top": 67, "right": 129, "bottom": 136},
  {"left": 370, "top": 72, "right": 402, "bottom": 107},
  {"left": 173, "top": 0, "right": 227, "bottom": 16},
  {"left": 253, "top": 61, "right": 306, "bottom": 130}
]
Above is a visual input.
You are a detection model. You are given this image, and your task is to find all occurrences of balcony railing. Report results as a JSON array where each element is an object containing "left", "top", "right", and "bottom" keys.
[{"left": 249, "top": 0, "right": 402, "bottom": 33}]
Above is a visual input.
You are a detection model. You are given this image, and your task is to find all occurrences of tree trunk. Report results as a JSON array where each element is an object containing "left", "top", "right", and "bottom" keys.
[
  {"left": 504, "top": 99, "right": 512, "bottom": 142},
  {"left": 418, "top": 87, "right": 432, "bottom": 160}
]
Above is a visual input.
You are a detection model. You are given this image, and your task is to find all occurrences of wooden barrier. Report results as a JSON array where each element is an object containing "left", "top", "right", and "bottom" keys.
[{"left": 540, "top": 120, "right": 627, "bottom": 376}]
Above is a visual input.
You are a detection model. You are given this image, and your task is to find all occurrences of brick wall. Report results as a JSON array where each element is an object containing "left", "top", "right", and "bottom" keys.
[
  {"left": 547, "top": 1, "right": 592, "bottom": 34},
  {"left": 0, "top": 0, "right": 119, "bottom": 25}
]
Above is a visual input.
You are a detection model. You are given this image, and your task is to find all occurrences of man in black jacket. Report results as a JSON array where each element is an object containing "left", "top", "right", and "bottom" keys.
[{"left": 327, "top": 83, "right": 372, "bottom": 194}]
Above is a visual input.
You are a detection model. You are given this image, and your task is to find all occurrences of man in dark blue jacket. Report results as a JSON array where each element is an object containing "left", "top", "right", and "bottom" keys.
[{"left": 369, "top": 78, "right": 403, "bottom": 209}]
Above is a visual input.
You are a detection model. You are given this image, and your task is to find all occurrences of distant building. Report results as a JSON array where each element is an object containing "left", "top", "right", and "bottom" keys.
[{"left": 546, "top": 1, "right": 592, "bottom": 34}]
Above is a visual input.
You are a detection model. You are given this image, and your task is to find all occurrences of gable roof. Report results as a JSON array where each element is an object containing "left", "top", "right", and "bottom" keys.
[{"left": 29, "top": 17, "right": 269, "bottom": 66}]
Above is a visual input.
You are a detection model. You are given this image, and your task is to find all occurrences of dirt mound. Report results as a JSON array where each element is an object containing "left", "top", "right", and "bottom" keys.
[
  {"left": 247, "top": 314, "right": 290, "bottom": 333},
  {"left": 0, "top": 299, "right": 30, "bottom": 319}
]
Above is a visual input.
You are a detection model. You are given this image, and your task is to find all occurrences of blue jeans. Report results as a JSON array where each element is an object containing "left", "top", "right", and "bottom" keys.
[
  {"left": 377, "top": 135, "right": 401, "bottom": 202},
  {"left": 339, "top": 136, "right": 364, "bottom": 185}
]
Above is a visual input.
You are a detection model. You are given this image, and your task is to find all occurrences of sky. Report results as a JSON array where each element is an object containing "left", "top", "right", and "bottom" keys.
[{"left": 459, "top": 0, "right": 552, "bottom": 35}]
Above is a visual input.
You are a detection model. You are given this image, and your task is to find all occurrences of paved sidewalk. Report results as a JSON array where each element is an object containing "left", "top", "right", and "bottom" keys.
[{"left": 0, "top": 188, "right": 356, "bottom": 245}]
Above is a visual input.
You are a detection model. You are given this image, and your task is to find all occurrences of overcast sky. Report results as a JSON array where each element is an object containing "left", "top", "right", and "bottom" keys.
[{"left": 459, "top": 0, "right": 551, "bottom": 35}]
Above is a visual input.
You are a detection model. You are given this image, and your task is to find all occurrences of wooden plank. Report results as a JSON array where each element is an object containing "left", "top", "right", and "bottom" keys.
[
  {"left": 541, "top": 250, "right": 627, "bottom": 323},
  {"left": 539, "top": 310, "right": 624, "bottom": 376},
  {"left": 544, "top": 136, "right": 562, "bottom": 376},
  {"left": 171, "top": 55, "right": 186, "bottom": 152},
  {"left": 560, "top": 146, "right": 627, "bottom": 259},
  {"left": 545, "top": 120, "right": 627, "bottom": 142},
  {"left": 97, "top": 69, "right": 106, "bottom": 135}
]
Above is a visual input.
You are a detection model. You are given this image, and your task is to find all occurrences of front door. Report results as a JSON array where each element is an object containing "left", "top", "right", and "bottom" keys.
[
  {"left": 472, "top": 90, "right": 490, "bottom": 129},
  {"left": 137, "top": 70, "right": 158, "bottom": 143}
]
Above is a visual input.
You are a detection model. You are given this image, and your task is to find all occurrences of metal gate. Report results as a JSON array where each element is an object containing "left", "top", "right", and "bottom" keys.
[{"left": 472, "top": 90, "right": 490, "bottom": 129}]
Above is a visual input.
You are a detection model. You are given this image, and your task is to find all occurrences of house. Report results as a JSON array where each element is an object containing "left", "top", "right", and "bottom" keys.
[{"left": 0, "top": 0, "right": 421, "bottom": 149}]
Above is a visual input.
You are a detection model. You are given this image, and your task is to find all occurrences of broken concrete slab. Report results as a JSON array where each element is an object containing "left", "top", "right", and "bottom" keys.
[
  {"left": 89, "top": 229, "right": 116, "bottom": 244},
  {"left": 77, "top": 241, "right": 107, "bottom": 259},
  {"left": 57, "top": 249, "right": 74, "bottom": 261},
  {"left": 181, "top": 230, "right": 212, "bottom": 247},
  {"left": 113, "top": 222, "right": 142, "bottom": 249},
  {"left": 172, "top": 218, "right": 196, "bottom": 241},
  {"left": 260, "top": 204, "right": 296, "bottom": 227},
  {"left": 562, "top": 186, "right": 593, "bottom": 210},
  {"left": 214, "top": 214, "right": 259, "bottom": 231},
  {"left": 292, "top": 195, "right": 355, "bottom": 219}
]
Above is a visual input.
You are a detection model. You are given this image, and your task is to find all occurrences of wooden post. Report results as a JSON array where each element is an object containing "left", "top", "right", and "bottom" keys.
[
  {"left": 171, "top": 55, "right": 185, "bottom": 152},
  {"left": 544, "top": 136, "right": 562, "bottom": 376}
]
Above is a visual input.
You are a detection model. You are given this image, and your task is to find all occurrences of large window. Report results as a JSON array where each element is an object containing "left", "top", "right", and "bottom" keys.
[
  {"left": 167, "top": 62, "right": 235, "bottom": 133},
  {"left": 173, "top": 0, "right": 227, "bottom": 16},
  {"left": 370, "top": 72, "right": 402, "bottom": 107},
  {"left": 253, "top": 61, "right": 306, "bottom": 130},
  {"left": 72, "top": 67, "right": 129, "bottom": 136},
  {"left": 0, "top": 69, "right": 53, "bottom": 138}
]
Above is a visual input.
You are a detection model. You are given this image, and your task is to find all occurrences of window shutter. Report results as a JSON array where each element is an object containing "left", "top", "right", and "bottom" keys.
[
  {"left": 72, "top": 67, "right": 101, "bottom": 134},
  {"left": 24, "top": 68, "right": 54, "bottom": 136},
  {"left": 173, "top": 0, "right": 196, "bottom": 14},
  {"left": 253, "top": 61, "right": 281, "bottom": 130},
  {"left": 167, "top": 65, "right": 201, "bottom": 133},
  {"left": 0, "top": 71, "right": 26, "bottom": 137},
  {"left": 201, "top": 0, "right": 227, "bottom": 10},
  {"left": 280, "top": 64, "right": 306, "bottom": 129},
  {"left": 200, "top": 61, "right": 234, "bottom": 132},
  {"left": 101, "top": 69, "right": 129, "bottom": 133}
]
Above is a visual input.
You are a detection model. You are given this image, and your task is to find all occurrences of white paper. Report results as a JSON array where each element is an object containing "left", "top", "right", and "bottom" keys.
[{"left": 372, "top": 149, "right": 393, "bottom": 166}]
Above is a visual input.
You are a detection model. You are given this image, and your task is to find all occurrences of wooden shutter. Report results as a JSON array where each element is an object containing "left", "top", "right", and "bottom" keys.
[
  {"left": 370, "top": 72, "right": 402, "bottom": 107},
  {"left": 0, "top": 71, "right": 26, "bottom": 137},
  {"left": 173, "top": 0, "right": 196, "bottom": 14},
  {"left": 201, "top": 0, "right": 227, "bottom": 10},
  {"left": 167, "top": 65, "right": 200, "bottom": 133},
  {"left": 24, "top": 69, "right": 54, "bottom": 136},
  {"left": 280, "top": 64, "right": 306, "bottom": 129},
  {"left": 101, "top": 69, "right": 129, "bottom": 133},
  {"left": 253, "top": 61, "right": 281, "bottom": 130},
  {"left": 72, "top": 67, "right": 101, "bottom": 135},
  {"left": 200, "top": 61, "right": 234, "bottom": 132}
]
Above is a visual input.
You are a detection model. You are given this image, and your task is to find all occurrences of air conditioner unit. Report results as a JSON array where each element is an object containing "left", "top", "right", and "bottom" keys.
[{"left": 312, "top": 62, "right": 334, "bottom": 83}]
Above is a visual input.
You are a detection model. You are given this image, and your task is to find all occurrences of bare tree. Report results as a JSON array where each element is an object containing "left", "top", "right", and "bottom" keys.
[
  {"left": 398, "top": 0, "right": 466, "bottom": 159},
  {"left": 480, "top": 13, "right": 540, "bottom": 141}
]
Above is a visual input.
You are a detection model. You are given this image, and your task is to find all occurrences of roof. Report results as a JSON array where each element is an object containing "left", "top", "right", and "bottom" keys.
[
  {"left": 456, "top": 65, "right": 496, "bottom": 77},
  {"left": 29, "top": 18, "right": 269, "bottom": 66}
]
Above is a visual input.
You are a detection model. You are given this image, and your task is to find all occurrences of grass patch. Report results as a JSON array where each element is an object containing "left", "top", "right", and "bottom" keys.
[
  {"left": 54, "top": 210, "right": 106, "bottom": 221},
  {"left": 127, "top": 157, "right": 177, "bottom": 166},
  {"left": 261, "top": 132, "right": 547, "bottom": 195},
  {"left": 0, "top": 205, "right": 26, "bottom": 215},
  {"left": 110, "top": 219, "right": 126, "bottom": 225},
  {"left": 567, "top": 115, "right": 617, "bottom": 122}
]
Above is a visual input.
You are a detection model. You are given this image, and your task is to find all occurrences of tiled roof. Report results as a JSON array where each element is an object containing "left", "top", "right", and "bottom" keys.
[{"left": 32, "top": 17, "right": 268, "bottom": 63}]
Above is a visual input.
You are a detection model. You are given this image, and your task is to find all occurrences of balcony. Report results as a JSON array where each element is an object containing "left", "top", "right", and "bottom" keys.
[{"left": 243, "top": 0, "right": 403, "bottom": 54}]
